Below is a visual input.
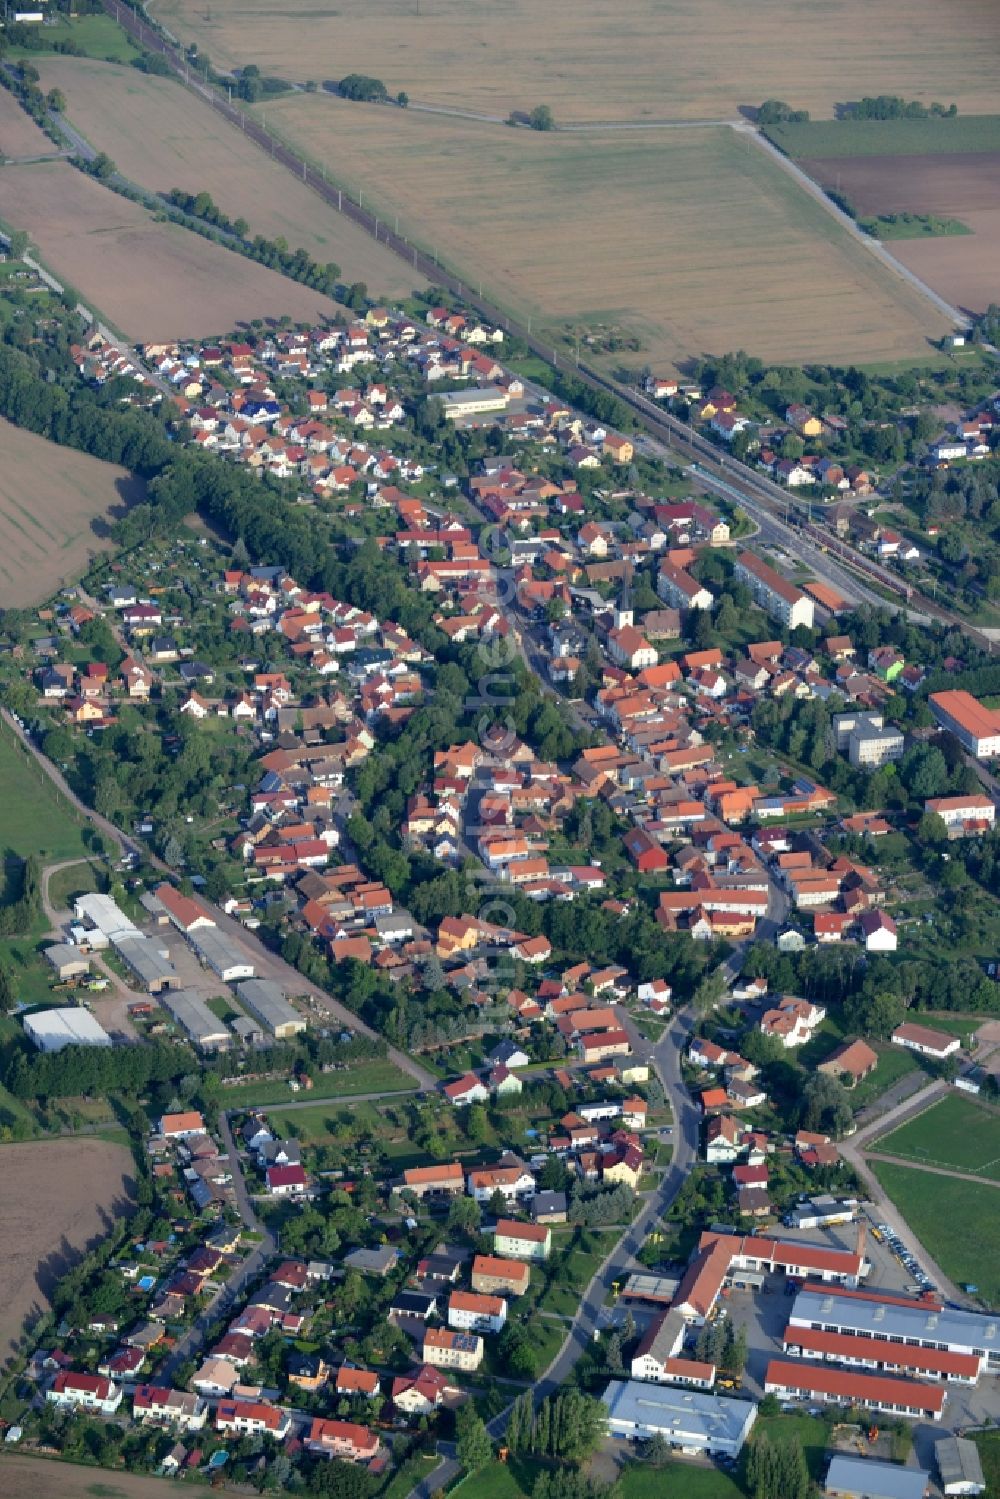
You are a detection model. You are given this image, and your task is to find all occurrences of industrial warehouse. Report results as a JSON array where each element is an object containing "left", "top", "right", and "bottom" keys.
[
  {"left": 787, "top": 1289, "right": 1000, "bottom": 1376},
  {"left": 601, "top": 1379, "right": 757, "bottom": 1457}
]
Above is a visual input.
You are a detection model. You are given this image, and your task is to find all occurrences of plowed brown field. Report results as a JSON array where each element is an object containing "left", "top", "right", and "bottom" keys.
[
  {"left": 801, "top": 151, "right": 1000, "bottom": 314},
  {"left": 0, "top": 419, "right": 145, "bottom": 605},
  {"left": 0, "top": 1138, "right": 134, "bottom": 1366}
]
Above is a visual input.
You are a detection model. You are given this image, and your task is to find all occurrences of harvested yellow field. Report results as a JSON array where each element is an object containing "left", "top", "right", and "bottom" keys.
[
  {"left": 261, "top": 99, "right": 950, "bottom": 368},
  {"left": 34, "top": 57, "right": 424, "bottom": 299},
  {"left": 2, "top": 160, "right": 344, "bottom": 342},
  {"left": 147, "top": 0, "right": 1000, "bottom": 123},
  {"left": 0, "top": 419, "right": 146, "bottom": 606}
]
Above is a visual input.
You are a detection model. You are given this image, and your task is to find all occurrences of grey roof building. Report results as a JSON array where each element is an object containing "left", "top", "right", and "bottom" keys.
[
  {"left": 160, "top": 989, "right": 230, "bottom": 1052},
  {"left": 113, "top": 935, "right": 180, "bottom": 993},
  {"left": 601, "top": 1379, "right": 756, "bottom": 1456},
  {"left": 936, "top": 1436, "right": 985, "bottom": 1496},
  {"left": 824, "top": 1455, "right": 929, "bottom": 1499},
  {"left": 236, "top": 979, "right": 306, "bottom": 1038},
  {"left": 344, "top": 1245, "right": 400, "bottom": 1277},
  {"left": 530, "top": 1191, "right": 568, "bottom": 1223},
  {"left": 790, "top": 1289, "right": 1000, "bottom": 1369},
  {"left": 188, "top": 926, "right": 255, "bottom": 981}
]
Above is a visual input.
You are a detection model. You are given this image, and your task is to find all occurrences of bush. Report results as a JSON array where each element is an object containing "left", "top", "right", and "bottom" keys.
[{"left": 338, "top": 73, "right": 389, "bottom": 103}]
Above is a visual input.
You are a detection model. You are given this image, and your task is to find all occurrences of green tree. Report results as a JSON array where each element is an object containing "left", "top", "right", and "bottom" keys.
[
  {"left": 692, "top": 968, "right": 727, "bottom": 1015},
  {"left": 506, "top": 1390, "right": 534, "bottom": 1453},
  {"left": 529, "top": 104, "right": 554, "bottom": 131},
  {"left": 499, "top": 1322, "right": 539, "bottom": 1380},
  {"left": 447, "top": 1195, "right": 482, "bottom": 1234},
  {"left": 456, "top": 1406, "right": 492, "bottom": 1472},
  {"left": 309, "top": 1460, "right": 376, "bottom": 1499},
  {"left": 640, "top": 1432, "right": 670, "bottom": 1466},
  {"left": 0, "top": 961, "right": 15, "bottom": 1013}
]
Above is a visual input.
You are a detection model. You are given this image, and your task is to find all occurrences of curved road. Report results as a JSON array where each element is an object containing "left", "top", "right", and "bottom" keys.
[
  {"left": 838, "top": 1078, "right": 973, "bottom": 1307},
  {"left": 527, "top": 1005, "right": 700, "bottom": 1402},
  {"left": 407, "top": 1007, "right": 700, "bottom": 1499}
]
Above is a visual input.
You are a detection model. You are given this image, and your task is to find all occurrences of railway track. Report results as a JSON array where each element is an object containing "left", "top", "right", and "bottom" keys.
[{"left": 101, "top": 0, "right": 996, "bottom": 654}]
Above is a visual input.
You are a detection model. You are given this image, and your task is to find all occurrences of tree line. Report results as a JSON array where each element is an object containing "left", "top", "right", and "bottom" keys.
[
  {"left": 164, "top": 189, "right": 346, "bottom": 300},
  {"left": 505, "top": 1388, "right": 607, "bottom": 1461},
  {"left": 0, "top": 854, "right": 40, "bottom": 938}
]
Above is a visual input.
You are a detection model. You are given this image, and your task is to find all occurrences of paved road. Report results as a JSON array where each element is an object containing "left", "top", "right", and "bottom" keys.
[
  {"left": 158, "top": 1109, "right": 276, "bottom": 1383},
  {"left": 39, "top": 856, "right": 94, "bottom": 936},
  {"left": 481, "top": 1004, "right": 700, "bottom": 1440}
]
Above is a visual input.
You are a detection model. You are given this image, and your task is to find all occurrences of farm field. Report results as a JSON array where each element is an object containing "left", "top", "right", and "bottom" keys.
[
  {"left": 147, "top": 0, "right": 1000, "bottom": 123},
  {"left": 6, "top": 14, "right": 140, "bottom": 62},
  {"left": 0, "top": 1138, "right": 134, "bottom": 1364},
  {"left": 0, "top": 724, "right": 91, "bottom": 863},
  {"left": 0, "top": 87, "right": 58, "bottom": 158},
  {"left": 258, "top": 101, "right": 950, "bottom": 369},
  {"left": 0, "top": 1455, "right": 179, "bottom": 1499},
  {"left": 0, "top": 418, "right": 144, "bottom": 606},
  {"left": 873, "top": 1093, "right": 1000, "bottom": 1178},
  {"left": 33, "top": 58, "right": 424, "bottom": 299},
  {"left": 796, "top": 150, "right": 1000, "bottom": 314},
  {"left": 890, "top": 216, "right": 1000, "bottom": 316},
  {"left": 1, "top": 161, "right": 343, "bottom": 342},
  {"left": 871, "top": 1161, "right": 1000, "bottom": 1305},
  {"left": 765, "top": 116, "right": 1000, "bottom": 159}
]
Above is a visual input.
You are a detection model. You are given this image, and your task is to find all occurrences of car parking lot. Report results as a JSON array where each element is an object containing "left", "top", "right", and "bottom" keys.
[{"left": 866, "top": 1214, "right": 937, "bottom": 1295}]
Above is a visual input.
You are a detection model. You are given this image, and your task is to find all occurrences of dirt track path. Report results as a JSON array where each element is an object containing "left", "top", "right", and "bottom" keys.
[
  {"left": 864, "top": 1151, "right": 1000, "bottom": 1188},
  {"left": 39, "top": 856, "right": 93, "bottom": 938}
]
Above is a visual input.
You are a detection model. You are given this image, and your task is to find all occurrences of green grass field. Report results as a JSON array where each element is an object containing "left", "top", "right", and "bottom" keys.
[
  {"left": 0, "top": 726, "right": 91, "bottom": 863},
  {"left": 220, "top": 1059, "right": 415, "bottom": 1110},
  {"left": 871, "top": 1161, "right": 1000, "bottom": 1304},
  {"left": 7, "top": 14, "right": 141, "bottom": 62},
  {"left": 763, "top": 115, "right": 1000, "bottom": 158},
  {"left": 874, "top": 1093, "right": 1000, "bottom": 1178},
  {"left": 533, "top": 1242, "right": 611, "bottom": 1318},
  {"left": 974, "top": 1431, "right": 1000, "bottom": 1497},
  {"left": 618, "top": 1461, "right": 744, "bottom": 1499},
  {"left": 45, "top": 859, "right": 101, "bottom": 912},
  {"left": 453, "top": 1456, "right": 546, "bottom": 1499}
]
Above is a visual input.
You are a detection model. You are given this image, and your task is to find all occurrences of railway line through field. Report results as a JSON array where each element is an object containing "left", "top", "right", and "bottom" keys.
[{"left": 102, "top": 0, "right": 997, "bottom": 655}]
